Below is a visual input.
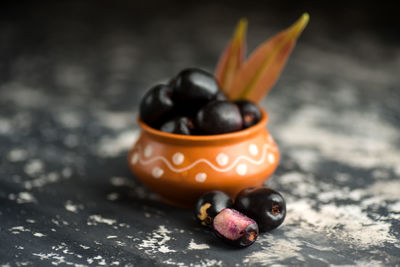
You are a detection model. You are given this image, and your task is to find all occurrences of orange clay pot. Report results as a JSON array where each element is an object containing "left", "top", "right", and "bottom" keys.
[{"left": 128, "top": 109, "right": 279, "bottom": 208}]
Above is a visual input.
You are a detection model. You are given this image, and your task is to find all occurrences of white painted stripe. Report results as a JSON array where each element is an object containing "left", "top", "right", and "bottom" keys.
[{"left": 134, "top": 143, "right": 277, "bottom": 174}]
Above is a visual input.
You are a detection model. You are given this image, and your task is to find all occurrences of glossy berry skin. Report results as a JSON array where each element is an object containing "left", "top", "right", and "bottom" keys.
[
  {"left": 195, "top": 101, "right": 243, "bottom": 135},
  {"left": 194, "top": 190, "right": 233, "bottom": 227},
  {"left": 235, "top": 100, "right": 261, "bottom": 128},
  {"left": 160, "top": 117, "right": 194, "bottom": 135},
  {"left": 213, "top": 208, "right": 259, "bottom": 247},
  {"left": 234, "top": 187, "right": 286, "bottom": 232},
  {"left": 171, "top": 68, "right": 220, "bottom": 112},
  {"left": 215, "top": 91, "right": 228, "bottom": 101},
  {"left": 139, "top": 84, "right": 174, "bottom": 128}
]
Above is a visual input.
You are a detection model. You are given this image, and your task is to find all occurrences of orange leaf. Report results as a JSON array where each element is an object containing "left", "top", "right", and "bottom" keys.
[
  {"left": 228, "top": 13, "right": 309, "bottom": 102},
  {"left": 215, "top": 18, "right": 247, "bottom": 94}
]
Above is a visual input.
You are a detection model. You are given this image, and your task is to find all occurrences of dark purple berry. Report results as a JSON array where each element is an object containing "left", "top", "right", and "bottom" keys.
[
  {"left": 171, "top": 68, "right": 220, "bottom": 112},
  {"left": 194, "top": 191, "right": 233, "bottom": 227},
  {"left": 213, "top": 208, "right": 259, "bottom": 247},
  {"left": 234, "top": 187, "right": 286, "bottom": 232},
  {"left": 235, "top": 100, "right": 261, "bottom": 128},
  {"left": 195, "top": 101, "right": 243, "bottom": 135},
  {"left": 160, "top": 117, "right": 194, "bottom": 135},
  {"left": 139, "top": 84, "right": 174, "bottom": 128}
]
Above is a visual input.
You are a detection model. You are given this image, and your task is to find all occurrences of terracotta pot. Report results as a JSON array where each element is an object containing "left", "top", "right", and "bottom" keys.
[{"left": 128, "top": 109, "right": 279, "bottom": 208}]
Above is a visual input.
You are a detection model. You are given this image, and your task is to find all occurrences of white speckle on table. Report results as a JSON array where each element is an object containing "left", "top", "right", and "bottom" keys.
[
  {"left": 7, "top": 148, "right": 28, "bottom": 162},
  {"left": 164, "top": 259, "right": 186, "bottom": 266},
  {"left": 1, "top": 82, "right": 47, "bottom": 108},
  {"left": 33, "top": 250, "right": 86, "bottom": 266},
  {"left": 57, "top": 111, "right": 82, "bottom": 129},
  {"left": 110, "top": 176, "right": 127, "bottom": 186},
  {"left": 24, "top": 159, "right": 44, "bottom": 176},
  {"left": 26, "top": 219, "right": 36, "bottom": 223},
  {"left": 287, "top": 200, "right": 397, "bottom": 248},
  {"left": 80, "top": 245, "right": 90, "bottom": 250},
  {"left": 115, "top": 241, "right": 127, "bottom": 247},
  {"left": 0, "top": 117, "right": 12, "bottom": 134},
  {"left": 94, "top": 110, "right": 137, "bottom": 130},
  {"left": 389, "top": 201, "right": 400, "bottom": 213},
  {"left": 96, "top": 130, "right": 139, "bottom": 157},
  {"left": 107, "top": 192, "right": 119, "bottom": 201},
  {"left": 8, "top": 192, "right": 37, "bottom": 204},
  {"left": 23, "top": 172, "right": 64, "bottom": 190},
  {"left": 244, "top": 235, "right": 304, "bottom": 265},
  {"left": 191, "top": 259, "right": 223, "bottom": 267},
  {"left": 9, "top": 226, "right": 30, "bottom": 234},
  {"left": 366, "top": 180, "right": 400, "bottom": 199},
  {"left": 138, "top": 225, "right": 176, "bottom": 254},
  {"left": 63, "top": 134, "right": 79, "bottom": 148},
  {"left": 188, "top": 239, "right": 210, "bottom": 250},
  {"left": 32, "top": 252, "right": 58, "bottom": 260},
  {"left": 87, "top": 215, "right": 116, "bottom": 226},
  {"left": 106, "top": 235, "right": 118, "bottom": 239},
  {"left": 62, "top": 168, "right": 73, "bottom": 178},
  {"left": 276, "top": 106, "right": 400, "bottom": 169},
  {"left": 93, "top": 256, "right": 106, "bottom": 266},
  {"left": 353, "top": 260, "right": 387, "bottom": 267},
  {"left": 33, "top": 232, "right": 45, "bottom": 237},
  {"left": 289, "top": 149, "right": 320, "bottom": 171},
  {"left": 65, "top": 201, "right": 83, "bottom": 213}
]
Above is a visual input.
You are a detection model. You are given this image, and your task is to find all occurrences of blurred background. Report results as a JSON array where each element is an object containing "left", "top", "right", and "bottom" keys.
[{"left": 0, "top": 1, "right": 398, "bottom": 107}]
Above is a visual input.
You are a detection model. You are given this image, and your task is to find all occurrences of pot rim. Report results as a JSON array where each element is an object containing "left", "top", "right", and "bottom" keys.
[{"left": 137, "top": 108, "right": 269, "bottom": 143}]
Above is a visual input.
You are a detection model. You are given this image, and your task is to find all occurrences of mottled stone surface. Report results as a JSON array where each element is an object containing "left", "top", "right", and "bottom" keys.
[{"left": 1, "top": 2, "right": 399, "bottom": 266}]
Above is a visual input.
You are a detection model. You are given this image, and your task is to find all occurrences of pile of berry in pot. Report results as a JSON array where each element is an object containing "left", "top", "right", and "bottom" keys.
[
  {"left": 139, "top": 68, "right": 261, "bottom": 135},
  {"left": 195, "top": 186, "right": 286, "bottom": 248}
]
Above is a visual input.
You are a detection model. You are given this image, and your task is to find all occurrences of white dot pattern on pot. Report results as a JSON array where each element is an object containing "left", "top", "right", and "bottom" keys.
[
  {"left": 131, "top": 152, "right": 139, "bottom": 164},
  {"left": 172, "top": 152, "right": 184, "bottom": 165},
  {"left": 152, "top": 167, "right": 164, "bottom": 178},
  {"left": 144, "top": 145, "right": 153, "bottom": 158},
  {"left": 195, "top": 173, "right": 207, "bottom": 183},
  {"left": 268, "top": 153, "right": 275, "bottom": 164},
  {"left": 249, "top": 144, "right": 258, "bottom": 156},
  {"left": 216, "top": 153, "right": 229, "bottom": 166},
  {"left": 236, "top": 163, "right": 247, "bottom": 176}
]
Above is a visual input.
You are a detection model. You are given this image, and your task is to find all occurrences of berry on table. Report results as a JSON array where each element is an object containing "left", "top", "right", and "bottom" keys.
[
  {"left": 194, "top": 190, "right": 233, "bottom": 227},
  {"left": 234, "top": 187, "right": 286, "bottom": 232},
  {"left": 213, "top": 208, "right": 259, "bottom": 247}
]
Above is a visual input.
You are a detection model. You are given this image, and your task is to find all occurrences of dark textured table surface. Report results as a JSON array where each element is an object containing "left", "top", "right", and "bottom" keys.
[{"left": 1, "top": 2, "right": 399, "bottom": 266}]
